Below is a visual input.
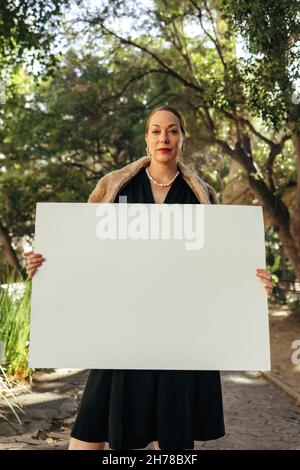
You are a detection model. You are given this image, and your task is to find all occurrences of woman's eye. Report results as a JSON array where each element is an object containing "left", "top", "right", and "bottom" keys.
[{"left": 152, "top": 130, "right": 177, "bottom": 134}]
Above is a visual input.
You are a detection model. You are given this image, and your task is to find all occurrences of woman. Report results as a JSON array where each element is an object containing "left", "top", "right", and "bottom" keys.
[{"left": 23, "top": 106, "right": 274, "bottom": 450}]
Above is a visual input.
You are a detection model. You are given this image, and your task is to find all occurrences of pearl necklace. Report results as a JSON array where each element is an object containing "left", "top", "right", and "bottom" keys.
[{"left": 146, "top": 168, "right": 180, "bottom": 187}]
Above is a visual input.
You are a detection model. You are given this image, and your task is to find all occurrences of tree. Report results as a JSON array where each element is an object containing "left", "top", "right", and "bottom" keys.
[
  {"left": 74, "top": 0, "right": 300, "bottom": 279},
  {"left": 0, "top": 0, "right": 73, "bottom": 277},
  {"left": 0, "top": 0, "right": 72, "bottom": 73},
  {"left": 220, "top": 0, "right": 300, "bottom": 277}
]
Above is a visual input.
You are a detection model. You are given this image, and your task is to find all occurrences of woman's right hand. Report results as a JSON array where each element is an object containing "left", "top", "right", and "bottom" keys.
[{"left": 22, "top": 251, "right": 46, "bottom": 279}]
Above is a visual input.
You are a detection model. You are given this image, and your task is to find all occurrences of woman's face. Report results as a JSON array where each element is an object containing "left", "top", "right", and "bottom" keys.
[{"left": 145, "top": 110, "right": 184, "bottom": 163}]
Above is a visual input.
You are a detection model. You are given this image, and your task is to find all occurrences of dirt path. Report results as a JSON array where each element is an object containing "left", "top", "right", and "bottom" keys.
[{"left": 0, "top": 368, "right": 299, "bottom": 450}]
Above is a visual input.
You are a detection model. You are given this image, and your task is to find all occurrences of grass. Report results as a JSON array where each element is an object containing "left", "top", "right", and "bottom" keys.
[
  {"left": 0, "top": 275, "right": 32, "bottom": 422},
  {"left": 0, "top": 274, "right": 32, "bottom": 380},
  {"left": 0, "top": 364, "right": 27, "bottom": 423}
]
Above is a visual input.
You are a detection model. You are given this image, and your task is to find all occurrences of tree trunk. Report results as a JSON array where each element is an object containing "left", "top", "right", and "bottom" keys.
[
  {"left": 278, "top": 224, "right": 300, "bottom": 281},
  {"left": 290, "top": 133, "right": 300, "bottom": 253},
  {"left": 0, "top": 222, "right": 25, "bottom": 279},
  {"left": 226, "top": 146, "right": 300, "bottom": 281}
]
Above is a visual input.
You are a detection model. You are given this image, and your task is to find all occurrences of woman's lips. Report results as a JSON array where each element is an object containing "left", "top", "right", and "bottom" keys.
[{"left": 158, "top": 149, "right": 172, "bottom": 152}]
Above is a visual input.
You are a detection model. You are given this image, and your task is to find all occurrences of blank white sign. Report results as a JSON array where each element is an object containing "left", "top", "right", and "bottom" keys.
[{"left": 29, "top": 203, "right": 270, "bottom": 371}]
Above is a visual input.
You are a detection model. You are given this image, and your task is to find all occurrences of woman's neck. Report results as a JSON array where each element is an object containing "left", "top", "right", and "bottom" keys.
[{"left": 147, "top": 159, "right": 178, "bottom": 184}]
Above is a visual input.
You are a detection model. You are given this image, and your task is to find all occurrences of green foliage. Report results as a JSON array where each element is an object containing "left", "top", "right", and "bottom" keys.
[
  {"left": 219, "top": 0, "right": 300, "bottom": 129},
  {"left": 265, "top": 227, "right": 298, "bottom": 306},
  {"left": 0, "top": 0, "right": 72, "bottom": 72},
  {"left": 0, "top": 364, "right": 29, "bottom": 423},
  {"left": 0, "top": 275, "right": 32, "bottom": 379},
  {"left": 0, "top": 365, "right": 25, "bottom": 423},
  {"left": 0, "top": 47, "right": 228, "bottom": 245},
  {"left": 266, "top": 228, "right": 287, "bottom": 278}
]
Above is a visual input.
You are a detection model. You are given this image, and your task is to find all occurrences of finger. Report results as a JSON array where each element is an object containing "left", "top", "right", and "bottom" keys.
[
  {"left": 29, "top": 253, "right": 44, "bottom": 259},
  {"left": 27, "top": 256, "right": 45, "bottom": 265},
  {"left": 260, "top": 279, "right": 274, "bottom": 289},
  {"left": 258, "top": 278, "right": 273, "bottom": 286},
  {"left": 257, "top": 275, "right": 273, "bottom": 288},
  {"left": 264, "top": 282, "right": 272, "bottom": 290},
  {"left": 27, "top": 268, "right": 36, "bottom": 278},
  {"left": 26, "top": 264, "right": 38, "bottom": 271},
  {"left": 28, "top": 258, "right": 45, "bottom": 265},
  {"left": 256, "top": 269, "right": 272, "bottom": 279},
  {"left": 26, "top": 265, "right": 36, "bottom": 273},
  {"left": 263, "top": 282, "right": 273, "bottom": 291},
  {"left": 28, "top": 261, "right": 44, "bottom": 269},
  {"left": 27, "top": 265, "right": 38, "bottom": 274},
  {"left": 256, "top": 269, "right": 271, "bottom": 276},
  {"left": 23, "top": 251, "right": 33, "bottom": 258},
  {"left": 256, "top": 273, "right": 273, "bottom": 281}
]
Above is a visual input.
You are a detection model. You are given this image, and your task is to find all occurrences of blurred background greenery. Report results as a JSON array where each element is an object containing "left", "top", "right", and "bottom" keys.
[{"left": 0, "top": 0, "right": 300, "bottom": 380}]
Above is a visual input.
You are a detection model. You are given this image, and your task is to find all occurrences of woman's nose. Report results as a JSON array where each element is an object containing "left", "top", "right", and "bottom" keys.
[{"left": 160, "top": 133, "right": 169, "bottom": 142}]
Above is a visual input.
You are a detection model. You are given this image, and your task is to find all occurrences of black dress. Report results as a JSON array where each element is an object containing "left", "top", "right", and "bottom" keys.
[{"left": 71, "top": 168, "right": 225, "bottom": 450}]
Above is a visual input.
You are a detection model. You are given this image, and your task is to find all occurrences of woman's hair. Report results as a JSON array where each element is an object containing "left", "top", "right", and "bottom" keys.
[{"left": 145, "top": 105, "right": 188, "bottom": 139}]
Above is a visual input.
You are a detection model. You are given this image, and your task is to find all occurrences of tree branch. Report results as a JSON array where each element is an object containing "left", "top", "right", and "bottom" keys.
[
  {"left": 189, "top": 0, "right": 227, "bottom": 70},
  {"left": 82, "top": 18, "right": 204, "bottom": 94},
  {"left": 266, "top": 135, "right": 290, "bottom": 192}
]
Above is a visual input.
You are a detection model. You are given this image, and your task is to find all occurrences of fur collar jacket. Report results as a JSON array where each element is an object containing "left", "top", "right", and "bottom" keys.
[{"left": 87, "top": 155, "right": 219, "bottom": 205}]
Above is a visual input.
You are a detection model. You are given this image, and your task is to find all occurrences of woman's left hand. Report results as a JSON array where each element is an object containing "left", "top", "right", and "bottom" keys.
[{"left": 256, "top": 268, "right": 274, "bottom": 295}]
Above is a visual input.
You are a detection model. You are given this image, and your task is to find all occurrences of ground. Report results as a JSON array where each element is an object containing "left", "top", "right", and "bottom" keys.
[
  {"left": 268, "top": 302, "right": 300, "bottom": 393},
  {"left": 0, "top": 302, "right": 300, "bottom": 450}
]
